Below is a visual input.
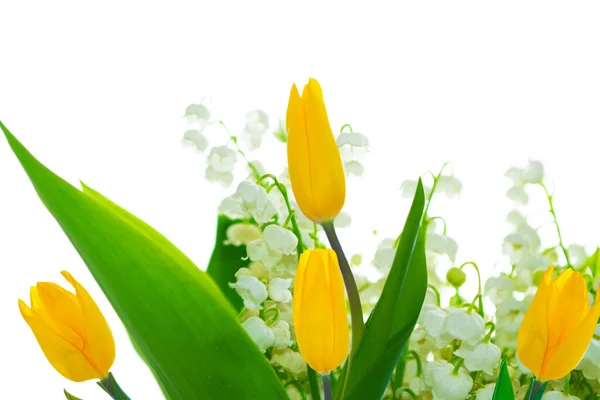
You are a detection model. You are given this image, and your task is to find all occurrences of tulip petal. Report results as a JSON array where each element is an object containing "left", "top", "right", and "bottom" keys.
[
  {"left": 328, "top": 249, "right": 349, "bottom": 369},
  {"left": 517, "top": 266, "right": 554, "bottom": 376},
  {"left": 539, "top": 300, "right": 600, "bottom": 381},
  {"left": 61, "top": 271, "right": 115, "bottom": 378},
  {"left": 35, "top": 282, "right": 85, "bottom": 337},
  {"left": 19, "top": 300, "right": 100, "bottom": 382}
]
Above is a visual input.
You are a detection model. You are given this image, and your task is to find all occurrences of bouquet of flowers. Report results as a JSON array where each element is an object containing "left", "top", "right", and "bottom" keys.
[{"left": 3, "top": 78, "right": 600, "bottom": 400}]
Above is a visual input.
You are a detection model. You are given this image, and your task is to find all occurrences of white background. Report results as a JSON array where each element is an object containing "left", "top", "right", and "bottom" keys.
[{"left": 1, "top": 1, "right": 600, "bottom": 399}]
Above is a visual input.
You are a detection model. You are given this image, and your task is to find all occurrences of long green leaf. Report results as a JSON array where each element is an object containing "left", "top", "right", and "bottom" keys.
[
  {"left": 492, "top": 357, "right": 515, "bottom": 400},
  {"left": 2, "top": 123, "right": 287, "bottom": 400},
  {"left": 206, "top": 216, "right": 249, "bottom": 310},
  {"left": 63, "top": 389, "right": 83, "bottom": 400},
  {"left": 336, "top": 180, "right": 426, "bottom": 400}
]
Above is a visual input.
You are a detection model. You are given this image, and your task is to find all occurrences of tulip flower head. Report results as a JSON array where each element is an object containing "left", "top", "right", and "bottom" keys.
[
  {"left": 292, "top": 249, "right": 349, "bottom": 373},
  {"left": 286, "top": 78, "right": 346, "bottom": 223},
  {"left": 19, "top": 271, "right": 115, "bottom": 382},
  {"left": 517, "top": 266, "right": 600, "bottom": 381}
]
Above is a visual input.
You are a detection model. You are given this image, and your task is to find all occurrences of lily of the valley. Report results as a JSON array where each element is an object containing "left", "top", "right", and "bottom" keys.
[{"left": 19, "top": 271, "right": 115, "bottom": 382}]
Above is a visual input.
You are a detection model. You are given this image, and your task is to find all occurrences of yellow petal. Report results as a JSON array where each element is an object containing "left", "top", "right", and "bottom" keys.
[
  {"left": 327, "top": 249, "right": 350, "bottom": 370},
  {"left": 61, "top": 271, "right": 115, "bottom": 378},
  {"left": 35, "top": 282, "right": 85, "bottom": 337},
  {"left": 539, "top": 300, "right": 600, "bottom": 381},
  {"left": 19, "top": 300, "right": 101, "bottom": 382},
  {"left": 517, "top": 266, "right": 554, "bottom": 376}
]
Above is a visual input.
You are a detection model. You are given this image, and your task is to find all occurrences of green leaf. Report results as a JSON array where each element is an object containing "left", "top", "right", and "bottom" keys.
[
  {"left": 594, "top": 247, "right": 600, "bottom": 281},
  {"left": 336, "top": 180, "right": 426, "bottom": 400},
  {"left": 63, "top": 389, "right": 83, "bottom": 400},
  {"left": 492, "top": 357, "right": 515, "bottom": 400},
  {"left": 206, "top": 216, "right": 250, "bottom": 310},
  {"left": 2, "top": 123, "right": 287, "bottom": 400}
]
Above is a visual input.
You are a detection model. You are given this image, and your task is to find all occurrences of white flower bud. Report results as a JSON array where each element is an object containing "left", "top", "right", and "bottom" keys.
[
  {"left": 184, "top": 103, "right": 210, "bottom": 121},
  {"left": 522, "top": 160, "right": 544, "bottom": 184},
  {"left": 568, "top": 244, "right": 587, "bottom": 267},
  {"left": 373, "top": 238, "right": 396, "bottom": 272},
  {"left": 242, "top": 317, "right": 274, "bottom": 353},
  {"left": 475, "top": 383, "right": 496, "bottom": 400},
  {"left": 427, "top": 232, "right": 458, "bottom": 261},
  {"left": 205, "top": 166, "right": 234, "bottom": 187},
  {"left": 270, "top": 348, "right": 307, "bottom": 376},
  {"left": 344, "top": 160, "right": 365, "bottom": 177},
  {"left": 224, "top": 223, "right": 262, "bottom": 246},
  {"left": 207, "top": 145, "right": 237, "bottom": 172},
  {"left": 229, "top": 275, "right": 268, "bottom": 310},
  {"left": 505, "top": 167, "right": 524, "bottom": 185},
  {"left": 234, "top": 181, "right": 269, "bottom": 212},
  {"left": 454, "top": 341, "right": 501, "bottom": 375},
  {"left": 428, "top": 361, "right": 473, "bottom": 400},
  {"left": 251, "top": 200, "right": 277, "bottom": 224},
  {"left": 400, "top": 180, "right": 432, "bottom": 199},
  {"left": 271, "top": 320, "right": 293, "bottom": 349},
  {"left": 263, "top": 225, "right": 298, "bottom": 255},
  {"left": 436, "top": 176, "right": 462, "bottom": 197},
  {"left": 420, "top": 305, "right": 447, "bottom": 338},
  {"left": 337, "top": 131, "right": 369, "bottom": 149},
  {"left": 442, "top": 308, "right": 485, "bottom": 346},
  {"left": 246, "top": 239, "right": 282, "bottom": 268},
  {"left": 268, "top": 278, "right": 292, "bottom": 303},
  {"left": 507, "top": 210, "right": 527, "bottom": 226},
  {"left": 182, "top": 129, "right": 208, "bottom": 151},
  {"left": 507, "top": 185, "right": 529, "bottom": 204}
]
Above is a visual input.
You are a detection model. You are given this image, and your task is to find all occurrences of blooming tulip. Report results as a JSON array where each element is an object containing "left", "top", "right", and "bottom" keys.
[
  {"left": 292, "top": 249, "right": 349, "bottom": 373},
  {"left": 517, "top": 266, "right": 600, "bottom": 381},
  {"left": 286, "top": 78, "right": 345, "bottom": 223},
  {"left": 19, "top": 271, "right": 115, "bottom": 382}
]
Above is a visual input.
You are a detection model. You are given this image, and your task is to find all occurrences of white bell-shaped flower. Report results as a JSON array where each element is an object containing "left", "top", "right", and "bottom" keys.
[
  {"left": 484, "top": 274, "right": 515, "bottom": 303},
  {"left": 229, "top": 275, "right": 268, "bottom": 310},
  {"left": 218, "top": 196, "right": 249, "bottom": 219},
  {"left": 373, "top": 238, "right": 396, "bottom": 272},
  {"left": 475, "top": 384, "right": 496, "bottom": 400},
  {"left": 507, "top": 210, "right": 527, "bottom": 226},
  {"left": 337, "top": 131, "right": 369, "bottom": 148},
  {"left": 442, "top": 308, "right": 485, "bottom": 346},
  {"left": 517, "top": 253, "right": 551, "bottom": 270},
  {"left": 427, "top": 232, "right": 458, "bottom": 261},
  {"left": 234, "top": 181, "right": 269, "bottom": 212},
  {"left": 263, "top": 225, "right": 298, "bottom": 255},
  {"left": 423, "top": 360, "right": 451, "bottom": 386},
  {"left": 264, "top": 300, "right": 293, "bottom": 323},
  {"left": 420, "top": 305, "right": 447, "bottom": 337},
  {"left": 270, "top": 348, "right": 307, "bottom": 376},
  {"left": 207, "top": 145, "right": 237, "bottom": 172},
  {"left": 568, "top": 244, "right": 587, "bottom": 267},
  {"left": 454, "top": 341, "right": 501, "bottom": 375},
  {"left": 515, "top": 222, "right": 541, "bottom": 250},
  {"left": 522, "top": 159, "right": 544, "bottom": 184},
  {"left": 436, "top": 176, "right": 462, "bottom": 197},
  {"left": 246, "top": 239, "right": 282, "bottom": 268},
  {"left": 428, "top": 361, "right": 473, "bottom": 400},
  {"left": 507, "top": 185, "right": 529, "bottom": 204},
  {"left": 268, "top": 278, "right": 292, "bottom": 303},
  {"left": 184, "top": 103, "right": 211, "bottom": 122},
  {"left": 505, "top": 167, "right": 524, "bottom": 185},
  {"left": 271, "top": 320, "right": 293, "bottom": 349},
  {"left": 182, "top": 129, "right": 209, "bottom": 151},
  {"left": 424, "top": 287, "right": 439, "bottom": 306},
  {"left": 400, "top": 180, "right": 432, "bottom": 199},
  {"left": 224, "top": 223, "right": 262, "bottom": 246},
  {"left": 251, "top": 200, "right": 277, "bottom": 224},
  {"left": 334, "top": 212, "right": 352, "bottom": 228},
  {"left": 344, "top": 160, "right": 365, "bottom": 177},
  {"left": 244, "top": 110, "right": 269, "bottom": 150},
  {"left": 542, "top": 392, "right": 579, "bottom": 400},
  {"left": 205, "top": 166, "right": 234, "bottom": 187},
  {"left": 248, "top": 160, "right": 267, "bottom": 177},
  {"left": 241, "top": 317, "right": 274, "bottom": 352}
]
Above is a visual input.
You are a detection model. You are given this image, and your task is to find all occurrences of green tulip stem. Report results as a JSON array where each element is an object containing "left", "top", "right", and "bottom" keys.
[
  {"left": 527, "top": 378, "right": 548, "bottom": 400},
  {"left": 98, "top": 372, "right": 131, "bottom": 400},
  {"left": 322, "top": 221, "right": 365, "bottom": 353},
  {"left": 322, "top": 374, "right": 333, "bottom": 400}
]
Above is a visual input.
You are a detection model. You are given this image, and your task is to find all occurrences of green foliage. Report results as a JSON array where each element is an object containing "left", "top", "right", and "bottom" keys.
[
  {"left": 63, "top": 389, "right": 83, "bottom": 400},
  {"left": 492, "top": 357, "right": 515, "bottom": 400},
  {"left": 206, "top": 216, "right": 250, "bottom": 310},
  {"left": 2, "top": 123, "right": 287, "bottom": 400},
  {"left": 335, "top": 180, "right": 427, "bottom": 400}
]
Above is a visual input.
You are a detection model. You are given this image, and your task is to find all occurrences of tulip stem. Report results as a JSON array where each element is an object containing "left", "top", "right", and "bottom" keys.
[
  {"left": 540, "top": 182, "right": 573, "bottom": 269},
  {"left": 98, "top": 373, "right": 131, "bottom": 400},
  {"left": 322, "top": 374, "right": 332, "bottom": 400},
  {"left": 321, "top": 222, "right": 365, "bottom": 353},
  {"left": 527, "top": 378, "right": 547, "bottom": 400}
]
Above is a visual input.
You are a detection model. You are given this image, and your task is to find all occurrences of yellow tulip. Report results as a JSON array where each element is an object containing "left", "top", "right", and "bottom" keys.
[
  {"left": 517, "top": 266, "right": 600, "bottom": 381},
  {"left": 286, "top": 78, "right": 346, "bottom": 223},
  {"left": 292, "top": 249, "right": 349, "bottom": 373},
  {"left": 19, "top": 271, "right": 115, "bottom": 382}
]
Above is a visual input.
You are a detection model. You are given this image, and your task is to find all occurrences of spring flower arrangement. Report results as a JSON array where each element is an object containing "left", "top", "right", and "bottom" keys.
[{"left": 3, "top": 78, "right": 600, "bottom": 400}]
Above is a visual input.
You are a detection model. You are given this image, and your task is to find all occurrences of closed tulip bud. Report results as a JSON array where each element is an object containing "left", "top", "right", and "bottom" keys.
[
  {"left": 19, "top": 271, "right": 115, "bottom": 382},
  {"left": 286, "top": 78, "right": 345, "bottom": 223},
  {"left": 292, "top": 249, "right": 349, "bottom": 373},
  {"left": 517, "top": 266, "right": 600, "bottom": 381}
]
